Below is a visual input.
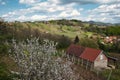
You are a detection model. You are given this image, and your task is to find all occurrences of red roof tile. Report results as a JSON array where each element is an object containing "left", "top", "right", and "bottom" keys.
[
  {"left": 80, "top": 47, "right": 102, "bottom": 62},
  {"left": 66, "top": 44, "right": 85, "bottom": 57}
]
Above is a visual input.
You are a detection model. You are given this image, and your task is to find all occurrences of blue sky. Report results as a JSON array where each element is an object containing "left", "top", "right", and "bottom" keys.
[{"left": 0, "top": 0, "right": 120, "bottom": 23}]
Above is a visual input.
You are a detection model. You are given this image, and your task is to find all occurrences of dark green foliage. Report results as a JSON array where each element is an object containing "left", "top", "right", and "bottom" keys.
[
  {"left": 105, "top": 26, "right": 120, "bottom": 36},
  {"left": 86, "top": 26, "right": 120, "bottom": 36},
  {"left": 74, "top": 35, "right": 79, "bottom": 44},
  {"left": 0, "top": 62, "right": 13, "bottom": 80},
  {"left": 0, "top": 20, "right": 12, "bottom": 54},
  {"left": 79, "top": 38, "right": 99, "bottom": 49},
  {"left": 0, "top": 43, "right": 9, "bottom": 54},
  {"left": 98, "top": 40, "right": 120, "bottom": 53},
  {"left": 57, "top": 35, "right": 71, "bottom": 49},
  {"left": 85, "top": 26, "right": 106, "bottom": 34}
]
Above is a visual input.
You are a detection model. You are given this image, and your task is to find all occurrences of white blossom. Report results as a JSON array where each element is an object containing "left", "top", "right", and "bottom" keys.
[{"left": 10, "top": 38, "right": 79, "bottom": 80}]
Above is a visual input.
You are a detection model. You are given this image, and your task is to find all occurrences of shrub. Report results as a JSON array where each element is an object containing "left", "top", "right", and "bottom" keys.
[
  {"left": 0, "top": 62, "right": 13, "bottom": 80},
  {"left": 57, "top": 35, "right": 71, "bottom": 49}
]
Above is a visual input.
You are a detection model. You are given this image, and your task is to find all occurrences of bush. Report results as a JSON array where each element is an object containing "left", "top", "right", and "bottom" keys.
[
  {"left": 0, "top": 43, "right": 9, "bottom": 54},
  {"left": 57, "top": 35, "right": 71, "bottom": 49},
  {"left": 79, "top": 38, "right": 99, "bottom": 49},
  {"left": 0, "top": 62, "right": 13, "bottom": 80}
]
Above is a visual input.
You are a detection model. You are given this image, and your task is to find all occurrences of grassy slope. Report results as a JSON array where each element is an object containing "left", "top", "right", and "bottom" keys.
[{"left": 13, "top": 22, "right": 94, "bottom": 39}]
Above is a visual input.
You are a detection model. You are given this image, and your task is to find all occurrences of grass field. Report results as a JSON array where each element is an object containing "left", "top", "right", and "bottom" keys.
[{"left": 12, "top": 22, "right": 93, "bottom": 39}]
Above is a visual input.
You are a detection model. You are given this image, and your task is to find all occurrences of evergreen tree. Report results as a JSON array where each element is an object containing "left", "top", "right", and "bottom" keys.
[{"left": 74, "top": 35, "right": 79, "bottom": 44}]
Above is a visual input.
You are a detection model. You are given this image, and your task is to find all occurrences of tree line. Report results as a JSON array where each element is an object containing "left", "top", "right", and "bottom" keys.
[{"left": 85, "top": 25, "right": 120, "bottom": 36}]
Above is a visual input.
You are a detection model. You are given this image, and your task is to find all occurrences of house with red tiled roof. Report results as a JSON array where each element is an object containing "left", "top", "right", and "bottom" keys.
[
  {"left": 66, "top": 44, "right": 108, "bottom": 68},
  {"left": 66, "top": 44, "right": 85, "bottom": 57},
  {"left": 104, "top": 36, "right": 117, "bottom": 44}
]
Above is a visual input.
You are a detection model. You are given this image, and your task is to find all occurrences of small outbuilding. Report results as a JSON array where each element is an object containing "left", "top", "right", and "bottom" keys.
[{"left": 66, "top": 44, "right": 108, "bottom": 68}]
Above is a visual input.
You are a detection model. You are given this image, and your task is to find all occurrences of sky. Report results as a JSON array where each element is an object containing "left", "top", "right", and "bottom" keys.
[{"left": 0, "top": 0, "right": 120, "bottom": 23}]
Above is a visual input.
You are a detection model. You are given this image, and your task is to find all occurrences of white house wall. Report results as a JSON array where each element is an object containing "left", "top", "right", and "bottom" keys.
[{"left": 94, "top": 53, "right": 108, "bottom": 68}]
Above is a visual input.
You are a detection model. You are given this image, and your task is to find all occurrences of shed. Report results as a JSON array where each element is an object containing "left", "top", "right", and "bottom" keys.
[
  {"left": 80, "top": 47, "right": 108, "bottom": 68},
  {"left": 66, "top": 44, "right": 108, "bottom": 68}
]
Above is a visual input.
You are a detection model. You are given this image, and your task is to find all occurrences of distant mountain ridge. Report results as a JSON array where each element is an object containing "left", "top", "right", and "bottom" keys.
[
  {"left": 48, "top": 19, "right": 120, "bottom": 26},
  {"left": 86, "top": 21, "right": 113, "bottom": 26}
]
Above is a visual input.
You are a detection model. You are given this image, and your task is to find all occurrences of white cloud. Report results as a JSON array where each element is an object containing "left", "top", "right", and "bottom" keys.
[
  {"left": 85, "top": 3, "right": 120, "bottom": 23},
  {"left": 71, "top": 10, "right": 80, "bottom": 16},
  {"left": 31, "top": 15, "right": 47, "bottom": 21},
  {"left": 1, "top": 2, "right": 5, "bottom": 5},
  {"left": 59, "top": 9, "right": 80, "bottom": 18},
  {"left": 19, "top": 0, "right": 38, "bottom": 4},
  {"left": 14, "top": 15, "right": 48, "bottom": 21},
  {"left": 17, "top": 15, "right": 27, "bottom": 21},
  {"left": 56, "top": 0, "right": 120, "bottom": 5},
  {"left": 48, "top": 0, "right": 60, "bottom": 4},
  {"left": 2, "top": 0, "right": 77, "bottom": 21},
  {"left": 2, "top": 12, "right": 16, "bottom": 18},
  {"left": 0, "top": 0, "right": 6, "bottom": 5},
  {"left": 59, "top": 12, "right": 69, "bottom": 17},
  {"left": 47, "top": 6, "right": 65, "bottom": 12},
  {"left": 97, "top": 0, "right": 120, "bottom": 4}
]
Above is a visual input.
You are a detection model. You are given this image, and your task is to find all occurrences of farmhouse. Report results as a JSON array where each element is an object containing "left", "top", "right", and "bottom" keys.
[{"left": 66, "top": 44, "right": 108, "bottom": 68}]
